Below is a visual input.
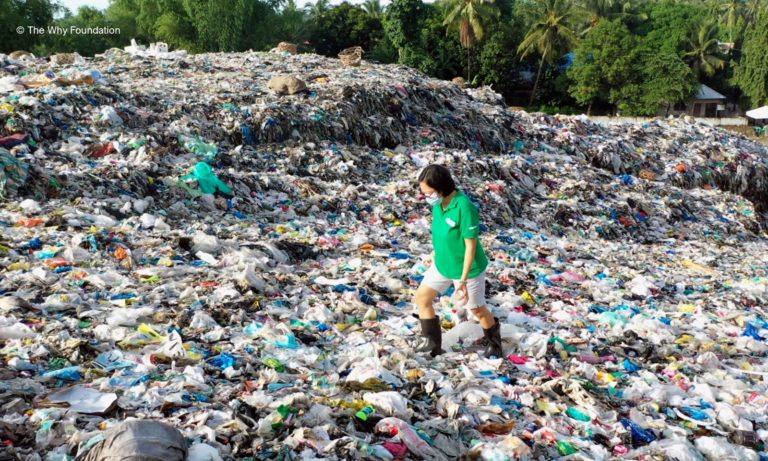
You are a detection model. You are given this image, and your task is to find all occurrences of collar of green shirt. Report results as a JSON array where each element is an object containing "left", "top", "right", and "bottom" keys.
[{"left": 441, "top": 190, "right": 463, "bottom": 211}]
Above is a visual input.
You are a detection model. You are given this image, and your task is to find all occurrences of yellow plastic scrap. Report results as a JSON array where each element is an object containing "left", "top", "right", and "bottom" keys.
[
  {"left": 7, "top": 262, "right": 29, "bottom": 271},
  {"left": 137, "top": 323, "right": 166, "bottom": 343},
  {"left": 681, "top": 260, "right": 716, "bottom": 275},
  {"left": 522, "top": 291, "right": 536, "bottom": 306},
  {"left": 536, "top": 399, "right": 560, "bottom": 415},
  {"left": 405, "top": 369, "right": 425, "bottom": 380}
]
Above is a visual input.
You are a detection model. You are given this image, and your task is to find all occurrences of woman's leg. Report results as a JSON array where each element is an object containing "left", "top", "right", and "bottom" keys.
[
  {"left": 412, "top": 265, "right": 451, "bottom": 356},
  {"left": 414, "top": 283, "right": 440, "bottom": 319},
  {"left": 462, "top": 272, "right": 503, "bottom": 357},
  {"left": 471, "top": 305, "right": 496, "bottom": 329},
  {"left": 413, "top": 284, "right": 444, "bottom": 356}
]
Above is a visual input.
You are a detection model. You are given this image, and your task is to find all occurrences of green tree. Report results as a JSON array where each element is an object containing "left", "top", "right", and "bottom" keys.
[
  {"left": 105, "top": 0, "right": 143, "bottom": 44},
  {"left": 419, "top": 5, "right": 464, "bottom": 79},
  {"left": 151, "top": 0, "right": 198, "bottom": 51},
  {"left": 38, "top": 6, "right": 122, "bottom": 56},
  {"left": 734, "top": 6, "right": 768, "bottom": 106},
  {"left": 640, "top": 0, "right": 708, "bottom": 56},
  {"left": 578, "top": 0, "right": 647, "bottom": 32},
  {"left": 362, "top": 0, "right": 384, "bottom": 18},
  {"left": 744, "top": 0, "right": 762, "bottom": 25},
  {"left": 307, "top": 0, "right": 331, "bottom": 19},
  {"left": 477, "top": 24, "right": 523, "bottom": 98},
  {"left": 276, "top": 0, "right": 311, "bottom": 44},
  {"left": 383, "top": 0, "right": 428, "bottom": 59},
  {"left": 683, "top": 21, "right": 727, "bottom": 78},
  {"left": 719, "top": 0, "right": 744, "bottom": 43},
  {"left": 309, "top": 2, "right": 384, "bottom": 55},
  {"left": 0, "top": 0, "right": 58, "bottom": 53},
  {"left": 442, "top": 0, "right": 499, "bottom": 83},
  {"left": 637, "top": 51, "right": 697, "bottom": 115},
  {"left": 368, "top": 34, "right": 399, "bottom": 63},
  {"left": 518, "top": 0, "right": 579, "bottom": 105},
  {"left": 182, "top": 0, "right": 256, "bottom": 51},
  {"left": 568, "top": 19, "right": 637, "bottom": 113}
]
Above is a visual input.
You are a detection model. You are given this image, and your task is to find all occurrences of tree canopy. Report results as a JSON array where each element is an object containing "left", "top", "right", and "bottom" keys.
[{"left": 1, "top": 0, "right": 763, "bottom": 115}]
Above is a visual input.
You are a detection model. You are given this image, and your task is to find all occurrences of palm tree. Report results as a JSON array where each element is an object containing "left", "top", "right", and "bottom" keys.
[
  {"left": 306, "top": 0, "right": 330, "bottom": 19},
  {"left": 744, "top": 0, "right": 762, "bottom": 26},
  {"left": 683, "top": 21, "right": 728, "bottom": 78},
  {"left": 279, "top": 0, "right": 310, "bottom": 43},
  {"left": 442, "top": 0, "right": 499, "bottom": 84},
  {"left": 578, "top": 0, "right": 647, "bottom": 34},
  {"left": 719, "top": 0, "right": 744, "bottom": 43},
  {"left": 362, "top": 0, "right": 384, "bottom": 18},
  {"left": 518, "top": 0, "right": 579, "bottom": 105},
  {"left": 580, "top": 0, "right": 613, "bottom": 29}
]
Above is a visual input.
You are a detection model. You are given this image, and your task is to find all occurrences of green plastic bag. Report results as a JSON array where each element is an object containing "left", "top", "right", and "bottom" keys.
[
  {"left": 180, "top": 162, "right": 232, "bottom": 195},
  {"left": 0, "top": 148, "right": 29, "bottom": 199}
]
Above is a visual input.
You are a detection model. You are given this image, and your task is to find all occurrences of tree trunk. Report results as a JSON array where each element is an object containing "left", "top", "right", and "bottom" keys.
[
  {"left": 587, "top": 101, "right": 592, "bottom": 116},
  {"left": 529, "top": 53, "right": 546, "bottom": 106},
  {"left": 467, "top": 46, "right": 471, "bottom": 83}
]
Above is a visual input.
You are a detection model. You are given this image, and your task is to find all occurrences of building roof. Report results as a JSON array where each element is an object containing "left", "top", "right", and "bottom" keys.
[
  {"left": 746, "top": 106, "right": 768, "bottom": 120},
  {"left": 694, "top": 84, "right": 727, "bottom": 101}
]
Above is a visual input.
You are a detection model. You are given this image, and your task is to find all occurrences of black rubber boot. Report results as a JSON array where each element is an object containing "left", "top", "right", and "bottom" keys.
[
  {"left": 483, "top": 317, "right": 503, "bottom": 358},
  {"left": 415, "top": 316, "right": 443, "bottom": 357}
]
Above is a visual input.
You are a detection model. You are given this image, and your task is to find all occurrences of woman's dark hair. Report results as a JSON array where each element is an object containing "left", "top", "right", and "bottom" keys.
[{"left": 418, "top": 164, "right": 456, "bottom": 196}]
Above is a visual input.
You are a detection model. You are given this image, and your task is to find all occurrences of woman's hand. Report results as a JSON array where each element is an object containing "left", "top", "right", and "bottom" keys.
[{"left": 456, "top": 280, "right": 469, "bottom": 303}]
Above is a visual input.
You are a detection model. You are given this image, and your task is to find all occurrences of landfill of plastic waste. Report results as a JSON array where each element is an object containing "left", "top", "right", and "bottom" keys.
[{"left": 2, "top": 41, "right": 768, "bottom": 461}]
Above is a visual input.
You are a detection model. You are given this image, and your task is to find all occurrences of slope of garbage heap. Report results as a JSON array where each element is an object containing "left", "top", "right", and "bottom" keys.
[{"left": 2, "top": 48, "right": 768, "bottom": 461}]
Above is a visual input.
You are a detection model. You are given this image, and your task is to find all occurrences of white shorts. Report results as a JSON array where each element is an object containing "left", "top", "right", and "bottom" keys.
[{"left": 420, "top": 265, "right": 486, "bottom": 310}]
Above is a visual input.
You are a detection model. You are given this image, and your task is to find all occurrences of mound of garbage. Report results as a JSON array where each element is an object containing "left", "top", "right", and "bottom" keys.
[{"left": 2, "top": 45, "right": 768, "bottom": 461}]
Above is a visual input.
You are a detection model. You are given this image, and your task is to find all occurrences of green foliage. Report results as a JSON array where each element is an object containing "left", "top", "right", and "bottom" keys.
[
  {"left": 640, "top": 0, "right": 708, "bottom": 55},
  {"left": 368, "top": 35, "right": 399, "bottom": 63},
  {"left": 638, "top": 51, "right": 697, "bottom": 114},
  {"left": 518, "top": 0, "right": 579, "bottom": 103},
  {"left": 683, "top": 20, "right": 728, "bottom": 78},
  {"left": 568, "top": 19, "right": 637, "bottom": 107},
  {"left": 442, "top": 0, "right": 499, "bottom": 48},
  {"left": 418, "top": 6, "right": 464, "bottom": 79},
  {"left": 36, "top": 7, "right": 123, "bottom": 56},
  {"left": 275, "top": 0, "right": 311, "bottom": 44},
  {"left": 0, "top": 0, "right": 58, "bottom": 53},
  {"left": 734, "top": 6, "right": 768, "bottom": 106},
  {"left": 383, "top": 0, "right": 428, "bottom": 50},
  {"left": 477, "top": 25, "right": 523, "bottom": 96},
  {"left": 569, "top": 19, "right": 696, "bottom": 115},
  {"left": 309, "top": 3, "right": 384, "bottom": 56},
  {"left": 0, "top": 0, "right": 753, "bottom": 118}
]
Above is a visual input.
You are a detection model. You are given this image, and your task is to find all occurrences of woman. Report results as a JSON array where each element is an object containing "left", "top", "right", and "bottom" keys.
[{"left": 413, "top": 164, "right": 503, "bottom": 358}]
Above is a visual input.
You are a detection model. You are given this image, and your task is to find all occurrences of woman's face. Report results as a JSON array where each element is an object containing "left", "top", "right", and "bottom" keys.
[{"left": 419, "top": 181, "right": 440, "bottom": 198}]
